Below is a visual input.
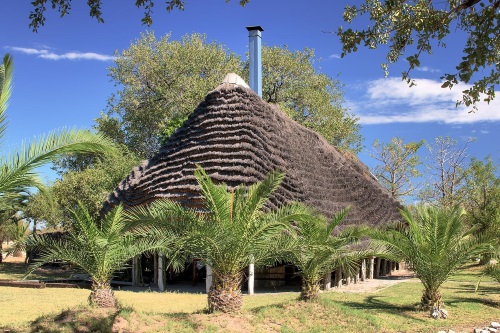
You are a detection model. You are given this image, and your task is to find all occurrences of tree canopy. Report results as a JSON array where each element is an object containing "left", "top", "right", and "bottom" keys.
[
  {"left": 338, "top": 0, "right": 500, "bottom": 111},
  {"left": 370, "top": 137, "right": 424, "bottom": 201},
  {"left": 97, "top": 32, "right": 361, "bottom": 158},
  {"left": 28, "top": 0, "right": 250, "bottom": 31}
]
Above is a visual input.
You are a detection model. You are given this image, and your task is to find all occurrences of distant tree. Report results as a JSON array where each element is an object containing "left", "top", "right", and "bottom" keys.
[
  {"left": 23, "top": 187, "right": 64, "bottom": 231},
  {"left": 25, "top": 149, "right": 141, "bottom": 228},
  {"left": 369, "top": 205, "right": 489, "bottom": 319},
  {"left": 96, "top": 32, "right": 241, "bottom": 158},
  {"left": 28, "top": 0, "right": 251, "bottom": 31},
  {"left": 370, "top": 137, "right": 424, "bottom": 201},
  {"left": 419, "top": 136, "right": 474, "bottom": 207},
  {"left": 458, "top": 156, "right": 500, "bottom": 264},
  {"left": 259, "top": 46, "right": 361, "bottom": 152},
  {"left": 97, "top": 32, "right": 362, "bottom": 158},
  {"left": 337, "top": 0, "right": 500, "bottom": 111}
]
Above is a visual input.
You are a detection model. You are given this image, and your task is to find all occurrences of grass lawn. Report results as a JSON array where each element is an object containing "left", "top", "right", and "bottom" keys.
[{"left": 0, "top": 262, "right": 498, "bottom": 333}]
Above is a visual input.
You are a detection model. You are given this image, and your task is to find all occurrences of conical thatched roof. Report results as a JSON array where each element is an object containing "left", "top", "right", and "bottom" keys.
[{"left": 104, "top": 74, "right": 402, "bottom": 226}]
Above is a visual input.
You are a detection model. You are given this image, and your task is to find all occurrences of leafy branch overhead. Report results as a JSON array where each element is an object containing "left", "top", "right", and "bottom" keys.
[
  {"left": 337, "top": 0, "right": 500, "bottom": 110},
  {"left": 28, "top": 0, "right": 251, "bottom": 31}
]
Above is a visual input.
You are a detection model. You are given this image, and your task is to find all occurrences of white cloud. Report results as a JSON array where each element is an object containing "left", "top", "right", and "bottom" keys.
[
  {"left": 415, "top": 66, "right": 440, "bottom": 73},
  {"left": 349, "top": 77, "right": 500, "bottom": 125},
  {"left": 329, "top": 53, "right": 341, "bottom": 59},
  {"left": 6, "top": 46, "right": 116, "bottom": 62}
]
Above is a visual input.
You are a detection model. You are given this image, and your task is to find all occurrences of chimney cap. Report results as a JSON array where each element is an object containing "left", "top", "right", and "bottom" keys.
[{"left": 246, "top": 26, "right": 264, "bottom": 32}]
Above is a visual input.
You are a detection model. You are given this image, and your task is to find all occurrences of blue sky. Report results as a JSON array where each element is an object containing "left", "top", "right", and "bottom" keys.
[{"left": 1, "top": 0, "right": 499, "bottom": 183}]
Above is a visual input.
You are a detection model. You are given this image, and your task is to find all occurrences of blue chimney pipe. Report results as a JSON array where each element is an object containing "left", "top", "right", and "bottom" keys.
[{"left": 246, "top": 26, "right": 263, "bottom": 97}]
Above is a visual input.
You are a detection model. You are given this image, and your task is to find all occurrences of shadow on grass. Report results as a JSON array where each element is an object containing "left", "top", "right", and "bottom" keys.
[
  {"left": 332, "top": 295, "right": 426, "bottom": 323},
  {"left": 445, "top": 296, "right": 500, "bottom": 309},
  {"left": 0, "top": 262, "right": 28, "bottom": 277},
  {"left": 29, "top": 307, "right": 119, "bottom": 333}
]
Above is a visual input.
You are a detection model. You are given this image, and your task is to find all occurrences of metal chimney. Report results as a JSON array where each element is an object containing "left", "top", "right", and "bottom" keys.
[{"left": 246, "top": 26, "right": 263, "bottom": 97}]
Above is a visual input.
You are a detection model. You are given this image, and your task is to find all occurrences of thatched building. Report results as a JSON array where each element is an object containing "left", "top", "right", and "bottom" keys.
[{"left": 104, "top": 73, "right": 402, "bottom": 226}]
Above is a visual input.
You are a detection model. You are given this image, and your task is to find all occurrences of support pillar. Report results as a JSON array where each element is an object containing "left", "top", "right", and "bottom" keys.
[
  {"left": 375, "top": 258, "right": 381, "bottom": 278},
  {"left": 368, "top": 257, "right": 375, "bottom": 280},
  {"left": 132, "top": 256, "right": 138, "bottom": 287},
  {"left": 206, "top": 265, "right": 213, "bottom": 294},
  {"left": 248, "top": 263, "right": 255, "bottom": 295},
  {"left": 158, "top": 253, "right": 165, "bottom": 292},
  {"left": 335, "top": 268, "right": 342, "bottom": 288},
  {"left": 382, "top": 260, "right": 388, "bottom": 276},
  {"left": 323, "top": 272, "right": 331, "bottom": 291},
  {"left": 153, "top": 252, "right": 158, "bottom": 286},
  {"left": 361, "top": 259, "right": 367, "bottom": 281},
  {"left": 354, "top": 266, "right": 360, "bottom": 284}
]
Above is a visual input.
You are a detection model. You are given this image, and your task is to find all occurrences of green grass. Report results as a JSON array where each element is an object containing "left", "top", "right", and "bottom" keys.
[
  {"left": 0, "top": 261, "right": 77, "bottom": 281},
  {"left": 1, "top": 262, "right": 498, "bottom": 333}
]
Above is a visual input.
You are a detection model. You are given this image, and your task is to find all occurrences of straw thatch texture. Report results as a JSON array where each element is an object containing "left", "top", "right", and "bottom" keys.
[{"left": 104, "top": 78, "right": 402, "bottom": 226}]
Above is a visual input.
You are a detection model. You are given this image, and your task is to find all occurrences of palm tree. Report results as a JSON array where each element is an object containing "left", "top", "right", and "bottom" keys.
[
  {"left": 369, "top": 205, "right": 489, "bottom": 318},
  {"left": 0, "top": 53, "right": 116, "bottom": 205},
  {"left": 26, "top": 203, "right": 173, "bottom": 308},
  {"left": 127, "top": 166, "right": 314, "bottom": 313},
  {"left": 283, "top": 207, "right": 367, "bottom": 301}
]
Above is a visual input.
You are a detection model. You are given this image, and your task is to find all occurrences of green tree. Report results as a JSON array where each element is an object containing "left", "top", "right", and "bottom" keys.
[
  {"left": 5, "top": 220, "right": 30, "bottom": 258},
  {"left": 51, "top": 149, "right": 141, "bottom": 224},
  {"left": 369, "top": 205, "right": 489, "bottom": 318},
  {"left": 459, "top": 156, "right": 500, "bottom": 263},
  {"left": 27, "top": 203, "right": 173, "bottom": 308},
  {"left": 370, "top": 137, "right": 424, "bottom": 201},
  {"left": 259, "top": 46, "right": 361, "bottom": 152},
  {"left": 0, "top": 54, "right": 117, "bottom": 204},
  {"left": 97, "top": 32, "right": 362, "bottom": 158},
  {"left": 28, "top": 0, "right": 251, "bottom": 31},
  {"left": 282, "top": 207, "right": 366, "bottom": 301},
  {"left": 337, "top": 1, "right": 500, "bottom": 111},
  {"left": 126, "top": 166, "right": 313, "bottom": 313},
  {"left": 418, "top": 136, "right": 474, "bottom": 207},
  {"left": 96, "top": 32, "right": 241, "bottom": 158}
]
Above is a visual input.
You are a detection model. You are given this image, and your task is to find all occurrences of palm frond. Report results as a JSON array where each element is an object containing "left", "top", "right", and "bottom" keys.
[
  {"left": 0, "top": 129, "right": 116, "bottom": 195},
  {"left": 0, "top": 54, "right": 13, "bottom": 145}
]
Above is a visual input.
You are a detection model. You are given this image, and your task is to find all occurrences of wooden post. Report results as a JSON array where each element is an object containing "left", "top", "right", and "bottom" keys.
[
  {"left": 248, "top": 263, "right": 255, "bottom": 295},
  {"left": 206, "top": 265, "right": 213, "bottom": 294},
  {"left": 368, "top": 257, "right": 375, "bottom": 280},
  {"left": 153, "top": 253, "right": 158, "bottom": 286},
  {"left": 361, "top": 259, "right": 367, "bottom": 281},
  {"left": 335, "top": 268, "right": 342, "bottom": 288},
  {"left": 323, "top": 272, "right": 331, "bottom": 291},
  {"left": 132, "top": 256, "right": 138, "bottom": 287},
  {"left": 158, "top": 253, "right": 165, "bottom": 292},
  {"left": 375, "top": 258, "right": 381, "bottom": 278}
]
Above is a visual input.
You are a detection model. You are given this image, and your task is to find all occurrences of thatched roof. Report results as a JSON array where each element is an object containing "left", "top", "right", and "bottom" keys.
[{"left": 104, "top": 73, "right": 402, "bottom": 226}]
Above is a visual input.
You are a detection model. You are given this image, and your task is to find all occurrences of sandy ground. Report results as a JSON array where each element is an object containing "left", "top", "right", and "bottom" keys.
[{"left": 332, "top": 269, "right": 417, "bottom": 294}]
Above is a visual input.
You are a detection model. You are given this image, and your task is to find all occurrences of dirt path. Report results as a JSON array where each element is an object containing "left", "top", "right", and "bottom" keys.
[{"left": 333, "top": 269, "right": 417, "bottom": 293}]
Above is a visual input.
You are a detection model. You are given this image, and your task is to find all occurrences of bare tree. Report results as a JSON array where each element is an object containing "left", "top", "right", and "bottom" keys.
[
  {"left": 419, "top": 136, "right": 475, "bottom": 207},
  {"left": 370, "top": 137, "right": 424, "bottom": 202}
]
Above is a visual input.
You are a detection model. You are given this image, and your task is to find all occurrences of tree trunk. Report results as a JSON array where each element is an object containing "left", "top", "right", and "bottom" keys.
[
  {"left": 207, "top": 270, "right": 243, "bottom": 313},
  {"left": 421, "top": 288, "right": 446, "bottom": 318},
  {"left": 88, "top": 280, "right": 116, "bottom": 308},
  {"left": 301, "top": 277, "right": 321, "bottom": 301}
]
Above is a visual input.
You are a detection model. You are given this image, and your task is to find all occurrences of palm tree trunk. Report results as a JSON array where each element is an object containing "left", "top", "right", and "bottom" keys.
[
  {"left": 89, "top": 280, "right": 116, "bottom": 308},
  {"left": 207, "top": 271, "right": 242, "bottom": 313},
  {"left": 301, "top": 277, "right": 321, "bottom": 301},
  {"left": 421, "top": 287, "right": 445, "bottom": 318}
]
